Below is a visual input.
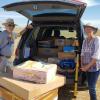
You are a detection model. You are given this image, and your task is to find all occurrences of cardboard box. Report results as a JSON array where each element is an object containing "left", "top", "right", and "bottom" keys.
[
  {"left": 58, "top": 52, "right": 76, "bottom": 59},
  {"left": 65, "top": 39, "right": 72, "bottom": 46},
  {"left": 55, "top": 39, "right": 78, "bottom": 46},
  {"left": 38, "top": 40, "right": 54, "bottom": 46},
  {"left": 48, "top": 58, "right": 60, "bottom": 64},
  {"left": 66, "top": 39, "right": 79, "bottom": 46},
  {"left": 38, "top": 47, "right": 59, "bottom": 57},
  {"left": 72, "top": 40, "right": 79, "bottom": 46},
  {"left": 55, "top": 39, "right": 65, "bottom": 46},
  {"left": 13, "top": 61, "right": 57, "bottom": 83},
  {"left": 58, "top": 46, "right": 63, "bottom": 52}
]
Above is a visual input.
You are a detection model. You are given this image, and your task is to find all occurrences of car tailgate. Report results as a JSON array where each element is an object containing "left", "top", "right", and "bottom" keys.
[{"left": 3, "top": 0, "right": 86, "bottom": 22}]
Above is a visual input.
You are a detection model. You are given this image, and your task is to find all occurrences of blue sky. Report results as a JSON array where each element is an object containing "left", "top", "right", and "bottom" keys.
[{"left": 0, "top": 0, "right": 100, "bottom": 29}]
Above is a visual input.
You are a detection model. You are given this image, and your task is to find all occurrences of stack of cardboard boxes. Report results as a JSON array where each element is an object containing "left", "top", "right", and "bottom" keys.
[
  {"left": 54, "top": 38, "right": 79, "bottom": 84},
  {"left": 55, "top": 38, "right": 78, "bottom": 60},
  {"left": 38, "top": 39, "right": 58, "bottom": 58},
  {"left": 46, "top": 38, "right": 78, "bottom": 63},
  {"left": 37, "top": 38, "right": 79, "bottom": 62}
]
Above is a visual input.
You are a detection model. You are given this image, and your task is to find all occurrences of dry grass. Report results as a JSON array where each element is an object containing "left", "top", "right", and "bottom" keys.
[
  {"left": 96, "top": 30, "right": 100, "bottom": 36},
  {"left": 14, "top": 27, "right": 24, "bottom": 33}
]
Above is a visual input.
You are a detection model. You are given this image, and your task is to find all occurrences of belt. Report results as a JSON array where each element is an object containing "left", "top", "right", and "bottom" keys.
[
  {"left": 5, "top": 56, "right": 11, "bottom": 58},
  {"left": 0, "top": 54, "right": 11, "bottom": 58}
]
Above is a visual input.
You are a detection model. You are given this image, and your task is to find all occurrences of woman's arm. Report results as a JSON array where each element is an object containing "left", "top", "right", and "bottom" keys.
[
  {"left": 81, "top": 37, "right": 100, "bottom": 71},
  {"left": 80, "top": 58, "right": 96, "bottom": 72}
]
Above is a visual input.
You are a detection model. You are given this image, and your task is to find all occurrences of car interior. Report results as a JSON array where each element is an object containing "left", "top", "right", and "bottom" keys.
[{"left": 14, "top": 24, "right": 82, "bottom": 64}]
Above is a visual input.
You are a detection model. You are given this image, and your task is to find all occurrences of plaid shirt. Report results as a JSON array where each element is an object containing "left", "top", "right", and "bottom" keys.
[{"left": 81, "top": 36, "right": 100, "bottom": 72}]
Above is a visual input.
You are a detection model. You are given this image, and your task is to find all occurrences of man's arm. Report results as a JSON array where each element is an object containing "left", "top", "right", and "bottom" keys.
[{"left": 17, "top": 24, "right": 33, "bottom": 37}]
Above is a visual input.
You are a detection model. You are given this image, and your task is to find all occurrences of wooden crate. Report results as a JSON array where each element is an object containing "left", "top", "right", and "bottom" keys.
[
  {"left": 35, "top": 89, "right": 58, "bottom": 100},
  {"left": 0, "top": 86, "right": 23, "bottom": 100},
  {"left": 0, "top": 73, "right": 65, "bottom": 100},
  {"left": 0, "top": 86, "right": 58, "bottom": 100}
]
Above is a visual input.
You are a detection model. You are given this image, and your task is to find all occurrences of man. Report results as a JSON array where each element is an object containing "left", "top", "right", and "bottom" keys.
[{"left": 0, "top": 18, "right": 17, "bottom": 72}]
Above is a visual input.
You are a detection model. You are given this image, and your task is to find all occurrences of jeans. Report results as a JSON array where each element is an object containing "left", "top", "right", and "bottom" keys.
[
  {"left": 86, "top": 70, "right": 100, "bottom": 100},
  {"left": 81, "top": 71, "right": 87, "bottom": 84}
]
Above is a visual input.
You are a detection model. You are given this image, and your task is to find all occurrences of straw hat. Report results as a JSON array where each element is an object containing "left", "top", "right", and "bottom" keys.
[
  {"left": 84, "top": 23, "right": 98, "bottom": 33},
  {"left": 2, "top": 18, "right": 17, "bottom": 26}
]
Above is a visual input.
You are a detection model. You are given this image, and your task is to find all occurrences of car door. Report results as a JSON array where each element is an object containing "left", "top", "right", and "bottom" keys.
[{"left": 3, "top": 0, "right": 86, "bottom": 24}]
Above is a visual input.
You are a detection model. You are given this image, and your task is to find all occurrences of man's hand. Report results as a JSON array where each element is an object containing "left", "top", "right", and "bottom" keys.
[
  {"left": 18, "top": 24, "right": 33, "bottom": 37},
  {"left": 26, "top": 24, "right": 33, "bottom": 29}
]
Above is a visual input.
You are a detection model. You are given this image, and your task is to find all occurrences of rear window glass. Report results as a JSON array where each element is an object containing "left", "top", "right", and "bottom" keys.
[
  {"left": 37, "top": 27, "right": 77, "bottom": 40},
  {"left": 51, "top": 29, "right": 77, "bottom": 38},
  {"left": 60, "top": 30, "right": 76, "bottom": 38}
]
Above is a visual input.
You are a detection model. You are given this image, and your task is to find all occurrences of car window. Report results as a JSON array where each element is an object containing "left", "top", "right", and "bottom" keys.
[
  {"left": 60, "top": 30, "right": 76, "bottom": 38},
  {"left": 38, "top": 27, "right": 77, "bottom": 39}
]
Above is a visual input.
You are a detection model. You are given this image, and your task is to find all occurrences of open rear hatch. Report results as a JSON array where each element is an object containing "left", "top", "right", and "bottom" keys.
[{"left": 3, "top": 0, "right": 86, "bottom": 25}]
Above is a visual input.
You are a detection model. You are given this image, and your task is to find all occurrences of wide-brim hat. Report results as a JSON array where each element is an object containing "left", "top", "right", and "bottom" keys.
[
  {"left": 2, "top": 18, "right": 17, "bottom": 26},
  {"left": 84, "top": 23, "right": 98, "bottom": 33}
]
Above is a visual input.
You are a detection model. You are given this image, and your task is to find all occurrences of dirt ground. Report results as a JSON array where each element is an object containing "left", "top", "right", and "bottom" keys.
[{"left": 58, "top": 79, "right": 100, "bottom": 100}]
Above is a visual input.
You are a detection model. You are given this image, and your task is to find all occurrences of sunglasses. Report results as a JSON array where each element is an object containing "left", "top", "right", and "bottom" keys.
[{"left": 7, "top": 24, "right": 15, "bottom": 27}]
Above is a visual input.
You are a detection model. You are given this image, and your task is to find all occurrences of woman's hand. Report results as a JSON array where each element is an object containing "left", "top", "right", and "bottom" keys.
[{"left": 80, "top": 65, "right": 90, "bottom": 72}]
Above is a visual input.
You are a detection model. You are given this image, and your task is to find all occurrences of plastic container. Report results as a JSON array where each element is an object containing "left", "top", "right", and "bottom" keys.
[{"left": 63, "top": 46, "right": 74, "bottom": 52}]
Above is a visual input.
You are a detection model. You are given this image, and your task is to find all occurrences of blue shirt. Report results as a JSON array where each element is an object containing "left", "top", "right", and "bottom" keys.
[
  {"left": 0, "top": 30, "right": 16, "bottom": 57},
  {"left": 81, "top": 36, "right": 100, "bottom": 72}
]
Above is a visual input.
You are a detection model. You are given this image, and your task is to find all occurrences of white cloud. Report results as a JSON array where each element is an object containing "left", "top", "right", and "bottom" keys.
[
  {"left": 82, "top": 19, "right": 100, "bottom": 23},
  {"left": 81, "top": 0, "right": 100, "bottom": 7},
  {"left": 82, "top": 19, "right": 100, "bottom": 28},
  {"left": 0, "top": 11, "right": 26, "bottom": 18},
  {"left": 0, "top": 11, "right": 28, "bottom": 27}
]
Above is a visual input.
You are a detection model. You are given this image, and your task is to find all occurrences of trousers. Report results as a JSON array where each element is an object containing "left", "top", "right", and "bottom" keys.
[{"left": 87, "top": 70, "right": 100, "bottom": 100}]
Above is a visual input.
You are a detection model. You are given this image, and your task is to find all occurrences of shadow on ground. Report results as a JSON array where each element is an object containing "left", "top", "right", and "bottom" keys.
[
  {"left": 58, "top": 78, "right": 100, "bottom": 100},
  {"left": 58, "top": 84, "right": 89, "bottom": 100}
]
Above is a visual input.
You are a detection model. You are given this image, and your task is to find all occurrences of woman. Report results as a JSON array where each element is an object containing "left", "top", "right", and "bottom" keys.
[
  {"left": 0, "top": 18, "right": 17, "bottom": 72},
  {"left": 81, "top": 23, "right": 100, "bottom": 100}
]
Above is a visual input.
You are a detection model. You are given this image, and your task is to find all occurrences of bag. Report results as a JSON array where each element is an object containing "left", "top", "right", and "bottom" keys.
[{"left": 58, "top": 59, "right": 76, "bottom": 70}]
